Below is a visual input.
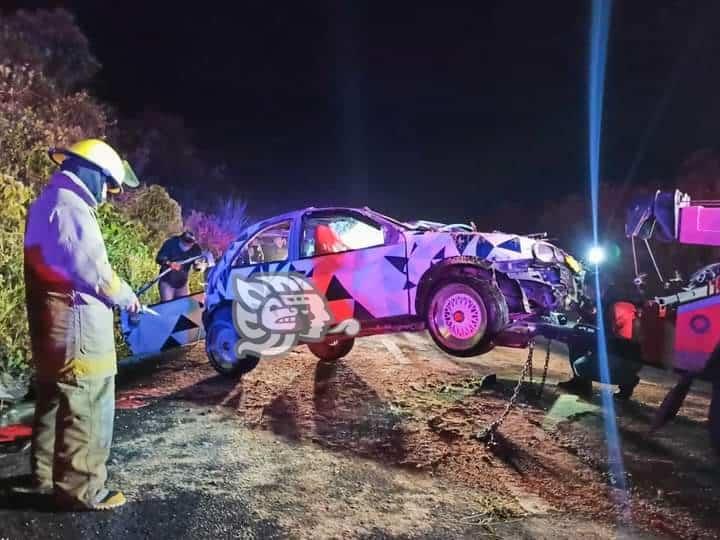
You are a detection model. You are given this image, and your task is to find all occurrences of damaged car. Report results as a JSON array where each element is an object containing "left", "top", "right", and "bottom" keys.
[{"left": 203, "top": 206, "right": 586, "bottom": 376}]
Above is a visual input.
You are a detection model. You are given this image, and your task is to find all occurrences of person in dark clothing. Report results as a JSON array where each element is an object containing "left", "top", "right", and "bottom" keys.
[
  {"left": 156, "top": 230, "right": 204, "bottom": 301},
  {"left": 558, "top": 299, "right": 643, "bottom": 400}
]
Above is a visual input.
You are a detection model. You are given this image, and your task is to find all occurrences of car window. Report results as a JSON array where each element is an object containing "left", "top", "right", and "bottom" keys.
[
  {"left": 233, "top": 221, "right": 291, "bottom": 267},
  {"left": 302, "top": 214, "right": 385, "bottom": 257}
]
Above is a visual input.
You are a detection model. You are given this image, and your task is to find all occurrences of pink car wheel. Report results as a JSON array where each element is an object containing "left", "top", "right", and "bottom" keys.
[{"left": 425, "top": 272, "right": 509, "bottom": 357}]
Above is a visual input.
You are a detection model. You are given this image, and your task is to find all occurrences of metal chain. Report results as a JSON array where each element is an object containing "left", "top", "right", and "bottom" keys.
[
  {"left": 536, "top": 339, "right": 552, "bottom": 399},
  {"left": 476, "top": 339, "right": 535, "bottom": 446},
  {"left": 528, "top": 346, "right": 534, "bottom": 384}
]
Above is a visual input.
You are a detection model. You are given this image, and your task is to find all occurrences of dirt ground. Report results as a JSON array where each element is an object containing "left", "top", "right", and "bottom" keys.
[{"left": 1, "top": 332, "right": 719, "bottom": 539}]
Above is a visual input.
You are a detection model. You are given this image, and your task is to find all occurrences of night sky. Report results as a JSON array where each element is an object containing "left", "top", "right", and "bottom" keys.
[{"left": 8, "top": 1, "right": 720, "bottom": 224}]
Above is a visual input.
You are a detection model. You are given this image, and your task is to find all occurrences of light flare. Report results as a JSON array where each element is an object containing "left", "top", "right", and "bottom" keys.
[{"left": 588, "top": 0, "right": 630, "bottom": 514}]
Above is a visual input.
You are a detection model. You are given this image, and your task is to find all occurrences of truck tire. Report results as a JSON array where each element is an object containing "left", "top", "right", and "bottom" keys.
[
  {"left": 425, "top": 275, "right": 509, "bottom": 357},
  {"left": 205, "top": 306, "right": 260, "bottom": 377},
  {"left": 711, "top": 381, "right": 720, "bottom": 455},
  {"left": 308, "top": 337, "right": 354, "bottom": 362}
]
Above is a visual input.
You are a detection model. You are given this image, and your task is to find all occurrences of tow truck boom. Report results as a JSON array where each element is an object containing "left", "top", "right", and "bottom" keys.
[{"left": 625, "top": 189, "right": 720, "bottom": 451}]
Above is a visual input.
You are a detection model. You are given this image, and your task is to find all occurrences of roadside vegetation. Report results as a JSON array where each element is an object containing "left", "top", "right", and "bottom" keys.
[{"left": 0, "top": 9, "right": 241, "bottom": 376}]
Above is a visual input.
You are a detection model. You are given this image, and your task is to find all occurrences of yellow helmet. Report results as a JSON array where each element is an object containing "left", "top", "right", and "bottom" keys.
[{"left": 49, "top": 138, "right": 140, "bottom": 191}]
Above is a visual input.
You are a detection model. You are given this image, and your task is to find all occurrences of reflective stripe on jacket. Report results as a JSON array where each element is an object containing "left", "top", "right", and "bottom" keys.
[{"left": 24, "top": 171, "right": 135, "bottom": 380}]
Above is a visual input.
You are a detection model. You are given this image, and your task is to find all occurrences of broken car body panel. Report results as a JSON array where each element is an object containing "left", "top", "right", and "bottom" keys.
[{"left": 120, "top": 292, "right": 206, "bottom": 358}]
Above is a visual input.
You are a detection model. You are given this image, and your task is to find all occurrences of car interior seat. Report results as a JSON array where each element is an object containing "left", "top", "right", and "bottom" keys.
[{"left": 314, "top": 224, "right": 347, "bottom": 255}]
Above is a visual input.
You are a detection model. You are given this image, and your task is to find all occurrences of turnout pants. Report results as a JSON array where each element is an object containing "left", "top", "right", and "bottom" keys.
[{"left": 31, "top": 375, "right": 115, "bottom": 507}]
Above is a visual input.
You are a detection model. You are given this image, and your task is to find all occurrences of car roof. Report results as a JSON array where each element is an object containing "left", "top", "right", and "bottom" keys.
[
  {"left": 234, "top": 207, "right": 349, "bottom": 242},
  {"left": 218, "top": 206, "right": 399, "bottom": 269},
  {"left": 249, "top": 206, "right": 383, "bottom": 230}
]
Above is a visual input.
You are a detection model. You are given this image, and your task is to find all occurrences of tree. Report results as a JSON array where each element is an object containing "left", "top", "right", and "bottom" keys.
[
  {"left": 0, "top": 9, "right": 109, "bottom": 187},
  {"left": 0, "top": 8, "right": 100, "bottom": 92},
  {"left": 113, "top": 110, "right": 204, "bottom": 188}
]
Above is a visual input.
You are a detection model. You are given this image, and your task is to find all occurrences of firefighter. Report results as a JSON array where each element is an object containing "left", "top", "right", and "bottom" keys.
[{"left": 22, "top": 139, "right": 141, "bottom": 510}]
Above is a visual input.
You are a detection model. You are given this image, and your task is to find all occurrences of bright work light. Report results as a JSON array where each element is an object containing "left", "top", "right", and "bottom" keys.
[{"left": 587, "top": 245, "right": 606, "bottom": 265}]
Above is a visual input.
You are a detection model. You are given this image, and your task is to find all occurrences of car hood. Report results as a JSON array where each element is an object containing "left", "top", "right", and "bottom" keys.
[{"left": 403, "top": 226, "right": 580, "bottom": 270}]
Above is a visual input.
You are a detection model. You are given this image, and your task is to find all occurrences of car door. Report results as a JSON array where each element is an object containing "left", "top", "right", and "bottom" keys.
[{"left": 298, "top": 210, "right": 409, "bottom": 323}]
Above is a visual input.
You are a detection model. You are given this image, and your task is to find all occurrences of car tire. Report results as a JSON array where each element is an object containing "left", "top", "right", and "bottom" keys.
[
  {"left": 205, "top": 306, "right": 260, "bottom": 377},
  {"left": 308, "top": 337, "right": 355, "bottom": 362},
  {"left": 711, "top": 381, "right": 720, "bottom": 455},
  {"left": 425, "top": 275, "right": 509, "bottom": 357}
]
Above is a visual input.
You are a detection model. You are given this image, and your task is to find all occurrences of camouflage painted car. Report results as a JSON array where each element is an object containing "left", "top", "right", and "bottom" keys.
[{"left": 203, "top": 206, "right": 586, "bottom": 375}]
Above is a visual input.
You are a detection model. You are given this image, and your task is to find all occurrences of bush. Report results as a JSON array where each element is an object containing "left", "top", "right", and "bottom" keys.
[
  {"left": 183, "top": 196, "right": 247, "bottom": 258},
  {"left": 97, "top": 203, "right": 162, "bottom": 304},
  {"left": 184, "top": 209, "right": 238, "bottom": 258},
  {"left": 0, "top": 179, "right": 175, "bottom": 374},
  {"left": 96, "top": 203, "right": 170, "bottom": 359},
  {"left": 0, "top": 179, "right": 34, "bottom": 374},
  {"left": 209, "top": 197, "right": 249, "bottom": 238},
  {"left": 98, "top": 196, "right": 204, "bottom": 303},
  {"left": 0, "top": 8, "right": 109, "bottom": 189},
  {"left": 0, "top": 63, "right": 110, "bottom": 188},
  {"left": 0, "top": 9, "right": 216, "bottom": 376},
  {"left": 113, "top": 184, "right": 183, "bottom": 245}
]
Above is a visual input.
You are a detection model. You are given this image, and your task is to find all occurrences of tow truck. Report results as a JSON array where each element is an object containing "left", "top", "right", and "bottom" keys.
[
  {"left": 490, "top": 188, "right": 720, "bottom": 452},
  {"left": 622, "top": 189, "right": 720, "bottom": 450}
]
